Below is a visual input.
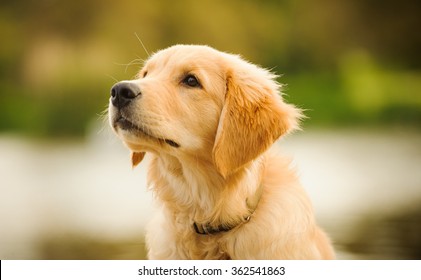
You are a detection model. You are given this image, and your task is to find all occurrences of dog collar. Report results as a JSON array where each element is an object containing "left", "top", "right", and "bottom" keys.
[{"left": 193, "top": 184, "right": 264, "bottom": 235}]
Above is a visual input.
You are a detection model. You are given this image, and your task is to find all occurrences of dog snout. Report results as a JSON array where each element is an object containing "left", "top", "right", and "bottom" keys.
[{"left": 110, "top": 82, "right": 141, "bottom": 108}]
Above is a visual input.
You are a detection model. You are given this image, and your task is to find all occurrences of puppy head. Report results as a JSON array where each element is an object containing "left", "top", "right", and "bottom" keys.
[
  {"left": 109, "top": 45, "right": 227, "bottom": 166},
  {"left": 108, "top": 45, "right": 301, "bottom": 173}
]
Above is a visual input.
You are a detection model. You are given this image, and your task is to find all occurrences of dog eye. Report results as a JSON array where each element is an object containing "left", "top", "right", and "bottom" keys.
[
  {"left": 182, "top": 75, "right": 201, "bottom": 88},
  {"left": 143, "top": 71, "right": 148, "bottom": 78}
]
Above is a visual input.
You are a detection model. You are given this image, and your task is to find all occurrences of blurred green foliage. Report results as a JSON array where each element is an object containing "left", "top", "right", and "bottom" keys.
[{"left": 0, "top": 0, "right": 420, "bottom": 138}]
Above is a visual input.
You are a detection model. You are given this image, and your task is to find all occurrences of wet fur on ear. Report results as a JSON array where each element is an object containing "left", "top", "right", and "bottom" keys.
[
  {"left": 131, "top": 152, "right": 146, "bottom": 168},
  {"left": 212, "top": 65, "right": 302, "bottom": 178}
]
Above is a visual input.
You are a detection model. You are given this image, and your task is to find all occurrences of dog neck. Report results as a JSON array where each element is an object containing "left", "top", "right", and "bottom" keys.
[
  {"left": 148, "top": 152, "right": 265, "bottom": 234},
  {"left": 193, "top": 182, "right": 264, "bottom": 234}
]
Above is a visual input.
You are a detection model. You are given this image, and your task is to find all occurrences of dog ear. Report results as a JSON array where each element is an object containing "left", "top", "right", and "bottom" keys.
[
  {"left": 212, "top": 67, "right": 302, "bottom": 178},
  {"left": 131, "top": 151, "right": 145, "bottom": 168}
]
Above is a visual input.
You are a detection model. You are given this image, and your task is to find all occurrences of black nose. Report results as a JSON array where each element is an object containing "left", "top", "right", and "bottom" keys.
[{"left": 110, "top": 82, "right": 141, "bottom": 108}]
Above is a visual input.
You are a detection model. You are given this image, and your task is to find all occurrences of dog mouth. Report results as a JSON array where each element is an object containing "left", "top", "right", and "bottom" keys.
[{"left": 115, "top": 117, "right": 180, "bottom": 148}]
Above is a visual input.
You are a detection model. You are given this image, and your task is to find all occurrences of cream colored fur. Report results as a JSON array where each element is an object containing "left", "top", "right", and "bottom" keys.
[{"left": 109, "top": 45, "right": 335, "bottom": 259}]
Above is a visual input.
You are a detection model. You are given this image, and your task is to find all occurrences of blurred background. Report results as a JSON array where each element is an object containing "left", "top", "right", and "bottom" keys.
[{"left": 1, "top": 0, "right": 420, "bottom": 259}]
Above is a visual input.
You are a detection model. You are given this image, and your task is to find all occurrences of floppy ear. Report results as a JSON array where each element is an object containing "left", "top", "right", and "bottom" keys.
[
  {"left": 131, "top": 151, "right": 145, "bottom": 168},
  {"left": 212, "top": 67, "right": 302, "bottom": 177}
]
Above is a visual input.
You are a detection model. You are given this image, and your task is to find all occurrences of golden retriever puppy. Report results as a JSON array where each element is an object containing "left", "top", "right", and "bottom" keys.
[{"left": 108, "top": 45, "right": 335, "bottom": 259}]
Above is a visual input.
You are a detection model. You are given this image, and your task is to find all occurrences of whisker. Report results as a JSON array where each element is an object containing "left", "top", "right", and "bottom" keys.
[
  {"left": 97, "top": 106, "right": 110, "bottom": 122},
  {"left": 113, "top": 58, "right": 145, "bottom": 74},
  {"left": 94, "top": 106, "right": 111, "bottom": 136},
  {"left": 105, "top": 74, "right": 119, "bottom": 83},
  {"left": 134, "top": 32, "right": 150, "bottom": 57}
]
